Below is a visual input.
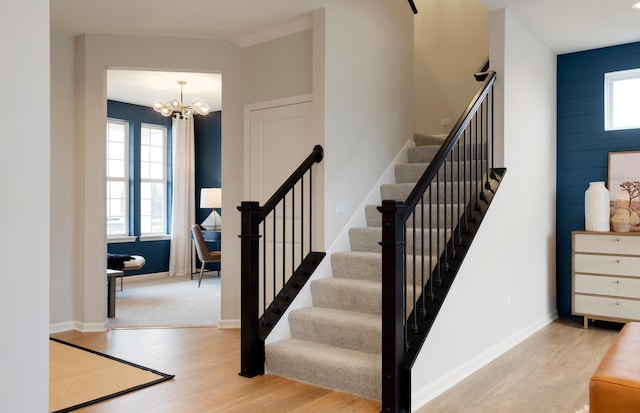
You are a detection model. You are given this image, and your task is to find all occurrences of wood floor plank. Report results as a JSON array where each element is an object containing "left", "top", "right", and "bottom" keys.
[
  {"left": 416, "top": 318, "right": 620, "bottom": 413},
  {"left": 51, "top": 318, "right": 620, "bottom": 413}
]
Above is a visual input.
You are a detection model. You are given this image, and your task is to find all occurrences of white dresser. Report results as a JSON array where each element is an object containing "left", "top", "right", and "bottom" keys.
[{"left": 572, "top": 231, "right": 640, "bottom": 329}]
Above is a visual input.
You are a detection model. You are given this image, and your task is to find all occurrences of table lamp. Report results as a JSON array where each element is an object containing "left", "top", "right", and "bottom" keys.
[{"left": 200, "top": 187, "right": 222, "bottom": 230}]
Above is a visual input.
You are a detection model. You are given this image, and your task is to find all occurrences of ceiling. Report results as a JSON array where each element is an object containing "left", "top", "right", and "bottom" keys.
[
  {"left": 51, "top": 0, "right": 324, "bottom": 109},
  {"left": 476, "top": 0, "right": 640, "bottom": 55},
  {"left": 106, "top": 70, "right": 222, "bottom": 112},
  {"left": 52, "top": 0, "right": 640, "bottom": 107}
]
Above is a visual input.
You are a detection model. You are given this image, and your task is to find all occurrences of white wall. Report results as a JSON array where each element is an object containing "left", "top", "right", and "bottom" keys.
[
  {"left": 49, "top": 34, "right": 245, "bottom": 329},
  {"left": 0, "top": 0, "right": 50, "bottom": 410},
  {"left": 411, "top": 8, "right": 557, "bottom": 411},
  {"left": 414, "top": 0, "right": 489, "bottom": 136},
  {"left": 243, "top": 30, "right": 312, "bottom": 105},
  {"left": 50, "top": 32, "right": 76, "bottom": 328},
  {"left": 322, "top": 0, "right": 414, "bottom": 246}
]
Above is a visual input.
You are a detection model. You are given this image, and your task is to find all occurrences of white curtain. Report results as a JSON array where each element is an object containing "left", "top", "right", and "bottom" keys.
[{"left": 168, "top": 116, "right": 195, "bottom": 277}]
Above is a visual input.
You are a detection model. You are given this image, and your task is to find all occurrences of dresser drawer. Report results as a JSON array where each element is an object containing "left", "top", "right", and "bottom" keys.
[
  {"left": 574, "top": 253, "right": 640, "bottom": 277},
  {"left": 574, "top": 274, "right": 640, "bottom": 299},
  {"left": 574, "top": 233, "right": 640, "bottom": 255},
  {"left": 574, "top": 294, "right": 640, "bottom": 321}
]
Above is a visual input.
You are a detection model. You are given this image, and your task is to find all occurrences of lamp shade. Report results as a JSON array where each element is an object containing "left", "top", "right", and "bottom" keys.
[{"left": 200, "top": 188, "right": 221, "bottom": 209}]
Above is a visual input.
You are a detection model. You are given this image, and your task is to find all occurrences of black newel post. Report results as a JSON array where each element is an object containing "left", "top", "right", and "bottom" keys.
[
  {"left": 238, "top": 201, "right": 264, "bottom": 377},
  {"left": 379, "top": 199, "right": 411, "bottom": 413}
]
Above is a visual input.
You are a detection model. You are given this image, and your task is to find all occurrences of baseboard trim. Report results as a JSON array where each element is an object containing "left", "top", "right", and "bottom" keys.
[
  {"left": 50, "top": 320, "right": 108, "bottom": 334},
  {"left": 218, "top": 319, "right": 240, "bottom": 329},
  {"left": 411, "top": 310, "right": 558, "bottom": 412}
]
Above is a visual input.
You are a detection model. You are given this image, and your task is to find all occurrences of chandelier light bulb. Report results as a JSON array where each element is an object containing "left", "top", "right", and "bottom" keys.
[
  {"left": 152, "top": 80, "right": 210, "bottom": 119},
  {"left": 195, "top": 104, "right": 210, "bottom": 115},
  {"left": 160, "top": 106, "right": 173, "bottom": 117},
  {"left": 152, "top": 100, "right": 166, "bottom": 111},
  {"left": 170, "top": 98, "right": 182, "bottom": 110}
]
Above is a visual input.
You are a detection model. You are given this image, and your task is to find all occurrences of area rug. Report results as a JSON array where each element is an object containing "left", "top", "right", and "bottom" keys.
[
  {"left": 49, "top": 338, "right": 174, "bottom": 412},
  {"left": 108, "top": 274, "right": 220, "bottom": 328}
]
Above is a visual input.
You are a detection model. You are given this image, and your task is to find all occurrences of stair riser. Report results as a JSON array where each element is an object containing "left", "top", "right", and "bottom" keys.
[
  {"left": 311, "top": 279, "right": 382, "bottom": 315},
  {"left": 265, "top": 340, "right": 381, "bottom": 401},
  {"left": 331, "top": 252, "right": 381, "bottom": 281},
  {"left": 407, "top": 143, "right": 487, "bottom": 164},
  {"left": 311, "top": 276, "right": 424, "bottom": 311},
  {"left": 365, "top": 204, "right": 463, "bottom": 228},
  {"left": 349, "top": 227, "right": 453, "bottom": 254},
  {"left": 380, "top": 182, "right": 471, "bottom": 203},
  {"left": 395, "top": 161, "right": 478, "bottom": 184},
  {"left": 331, "top": 252, "right": 436, "bottom": 282},
  {"left": 289, "top": 309, "right": 381, "bottom": 354}
]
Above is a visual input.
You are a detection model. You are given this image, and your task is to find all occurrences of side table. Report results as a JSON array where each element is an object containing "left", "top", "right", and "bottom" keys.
[{"left": 106, "top": 269, "right": 123, "bottom": 318}]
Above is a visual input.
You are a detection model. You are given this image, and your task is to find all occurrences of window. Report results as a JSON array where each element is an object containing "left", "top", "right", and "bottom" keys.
[
  {"left": 605, "top": 68, "right": 640, "bottom": 131},
  {"left": 106, "top": 120, "right": 129, "bottom": 237},
  {"left": 140, "top": 124, "right": 168, "bottom": 235},
  {"left": 106, "top": 118, "right": 169, "bottom": 240}
]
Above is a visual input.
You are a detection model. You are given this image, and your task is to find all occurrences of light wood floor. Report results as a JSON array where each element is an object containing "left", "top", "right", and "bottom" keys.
[{"left": 51, "top": 318, "right": 620, "bottom": 413}]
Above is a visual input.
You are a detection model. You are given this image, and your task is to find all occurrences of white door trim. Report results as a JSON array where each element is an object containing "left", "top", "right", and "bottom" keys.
[{"left": 243, "top": 94, "right": 313, "bottom": 199}]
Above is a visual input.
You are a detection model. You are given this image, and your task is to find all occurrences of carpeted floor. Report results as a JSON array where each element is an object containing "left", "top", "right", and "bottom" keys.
[
  {"left": 49, "top": 338, "right": 173, "bottom": 412},
  {"left": 107, "top": 273, "right": 221, "bottom": 328}
]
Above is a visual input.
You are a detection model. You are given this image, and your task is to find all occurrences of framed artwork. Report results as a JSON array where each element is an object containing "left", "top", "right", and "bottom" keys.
[{"left": 608, "top": 150, "right": 640, "bottom": 231}]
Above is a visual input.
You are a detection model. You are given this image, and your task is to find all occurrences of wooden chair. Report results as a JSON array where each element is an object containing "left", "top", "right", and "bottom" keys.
[{"left": 191, "top": 224, "right": 221, "bottom": 287}]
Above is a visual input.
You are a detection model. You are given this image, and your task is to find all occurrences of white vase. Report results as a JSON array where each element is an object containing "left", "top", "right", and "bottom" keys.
[{"left": 585, "top": 181, "right": 610, "bottom": 232}]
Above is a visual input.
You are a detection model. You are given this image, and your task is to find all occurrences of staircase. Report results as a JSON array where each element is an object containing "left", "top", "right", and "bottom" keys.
[{"left": 265, "top": 134, "right": 452, "bottom": 400}]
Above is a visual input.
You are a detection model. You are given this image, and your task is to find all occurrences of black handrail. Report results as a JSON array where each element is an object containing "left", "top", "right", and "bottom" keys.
[
  {"left": 380, "top": 70, "right": 505, "bottom": 413},
  {"left": 260, "top": 145, "right": 324, "bottom": 219},
  {"left": 239, "top": 145, "right": 326, "bottom": 378},
  {"left": 407, "top": 0, "right": 418, "bottom": 14},
  {"left": 404, "top": 72, "right": 496, "bottom": 212}
]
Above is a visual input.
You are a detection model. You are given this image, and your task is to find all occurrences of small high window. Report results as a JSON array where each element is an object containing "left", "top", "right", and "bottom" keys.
[{"left": 605, "top": 68, "right": 640, "bottom": 131}]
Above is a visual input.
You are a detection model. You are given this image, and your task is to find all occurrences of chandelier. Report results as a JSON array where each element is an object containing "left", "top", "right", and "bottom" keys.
[{"left": 152, "top": 80, "right": 210, "bottom": 118}]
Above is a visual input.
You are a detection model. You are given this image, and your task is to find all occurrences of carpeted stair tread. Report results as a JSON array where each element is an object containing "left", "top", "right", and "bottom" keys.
[
  {"left": 262, "top": 131, "right": 465, "bottom": 400},
  {"left": 331, "top": 250, "right": 436, "bottom": 282},
  {"left": 395, "top": 161, "right": 475, "bottom": 184},
  {"left": 408, "top": 145, "right": 441, "bottom": 163},
  {"left": 380, "top": 181, "right": 470, "bottom": 202},
  {"left": 414, "top": 133, "right": 447, "bottom": 146},
  {"left": 311, "top": 277, "right": 382, "bottom": 314},
  {"left": 331, "top": 251, "right": 383, "bottom": 281},
  {"left": 289, "top": 307, "right": 381, "bottom": 354},
  {"left": 408, "top": 143, "right": 485, "bottom": 164},
  {"left": 265, "top": 338, "right": 381, "bottom": 401},
  {"left": 349, "top": 226, "right": 449, "bottom": 253},
  {"left": 364, "top": 204, "right": 462, "bottom": 228}
]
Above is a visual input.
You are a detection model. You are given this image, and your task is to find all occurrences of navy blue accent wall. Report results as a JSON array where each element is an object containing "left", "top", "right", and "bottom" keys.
[
  {"left": 557, "top": 42, "right": 640, "bottom": 317},
  {"left": 194, "top": 111, "right": 222, "bottom": 271},
  {"left": 194, "top": 111, "right": 222, "bottom": 225}
]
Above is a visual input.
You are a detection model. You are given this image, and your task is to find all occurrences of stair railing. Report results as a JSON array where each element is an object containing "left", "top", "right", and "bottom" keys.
[
  {"left": 407, "top": 0, "right": 418, "bottom": 14},
  {"left": 379, "top": 71, "right": 505, "bottom": 412},
  {"left": 238, "top": 144, "right": 326, "bottom": 378}
]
